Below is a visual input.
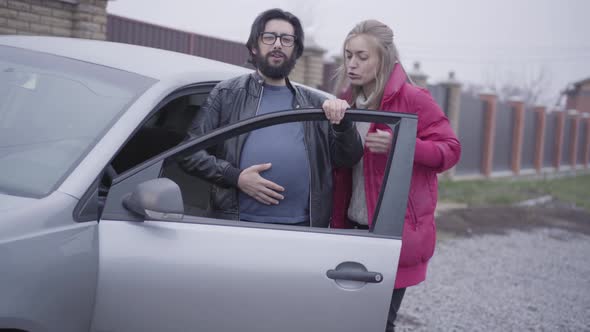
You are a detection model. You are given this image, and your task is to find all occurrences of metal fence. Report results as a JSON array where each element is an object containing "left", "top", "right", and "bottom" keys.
[
  {"left": 561, "top": 116, "right": 573, "bottom": 167},
  {"left": 428, "top": 84, "right": 447, "bottom": 114},
  {"left": 193, "top": 34, "right": 249, "bottom": 67},
  {"left": 521, "top": 108, "right": 537, "bottom": 171},
  {"left": 107, "top": 15, "right": 249, "bottom": 68},
  {"left": 492, "top": 102, "right": 514, "bottom": 172},
  {"left": 578, "top": 120, "right": 588, "bottom": 166},
  {"left": 105, "top": 14, "right": 589, "bottom": 178},
  {"left": 543, "top": 112, "right": 558, "bottom": 168},
  {"left": 455, "top": 93, "right": 485, "bottom": 175},
  {"left": 107, "top": 15, "right": 191, "bottom": 53}
]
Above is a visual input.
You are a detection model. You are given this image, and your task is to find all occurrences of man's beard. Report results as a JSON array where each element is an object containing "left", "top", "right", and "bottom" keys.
[{"left": 255, "top": 50, "right": 297, "bottom": 80}]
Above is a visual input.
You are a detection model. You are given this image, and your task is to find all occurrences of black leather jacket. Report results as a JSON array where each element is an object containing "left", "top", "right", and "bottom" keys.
[{"left": 182, "top": 72, "right": 362, "bottom": 227}]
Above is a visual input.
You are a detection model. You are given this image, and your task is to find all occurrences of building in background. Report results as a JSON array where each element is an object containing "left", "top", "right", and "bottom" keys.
[
  {"left": 290, "top": 34, "right": 326, "bottom": 89},
  {"left": 565, "top": 78, "right": 590, "bottom": 114},
  {"left": 0, "top": 0, "right": 109, "bottom": 40}
]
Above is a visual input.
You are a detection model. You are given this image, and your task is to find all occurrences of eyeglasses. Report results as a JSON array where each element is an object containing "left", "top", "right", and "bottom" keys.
[{"left": 259, "top": 32, "right": 296, "bottom": 47}]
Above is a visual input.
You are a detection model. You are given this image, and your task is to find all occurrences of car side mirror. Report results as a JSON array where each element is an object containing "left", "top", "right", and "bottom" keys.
[{"left": 122, "top": 178, "right": 184, "bottom": 221}]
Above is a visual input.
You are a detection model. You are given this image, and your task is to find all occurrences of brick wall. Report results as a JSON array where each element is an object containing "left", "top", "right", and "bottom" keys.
[
  {"left": 566, "top": 79, "right": 590, "bottom": 114},
  {"left": 291, "top": 46, "right": 325, "bottom": 89},
  {"left": 575, "top": 83, "right": 590, "bottom": 113},
  {"left": 0, "top": 0, "right": 108, "bottom": 40}
]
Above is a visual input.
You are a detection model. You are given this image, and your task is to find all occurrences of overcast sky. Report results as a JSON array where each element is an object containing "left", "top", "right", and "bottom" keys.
[{"left": 107, "top": 0, "right": 589, "bottom": 106}]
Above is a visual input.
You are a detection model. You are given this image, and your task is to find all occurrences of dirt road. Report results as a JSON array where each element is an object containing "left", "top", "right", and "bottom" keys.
[{"left": 396, "top": 206, "right": 590, "bottom": 332}]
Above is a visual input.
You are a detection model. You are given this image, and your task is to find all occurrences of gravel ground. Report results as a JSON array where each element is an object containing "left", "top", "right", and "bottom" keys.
[{"left": 395, "top": 207, "right": 590, "bottom": 332}]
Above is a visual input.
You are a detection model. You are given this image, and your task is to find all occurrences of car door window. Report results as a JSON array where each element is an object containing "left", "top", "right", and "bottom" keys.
[
  {"left": 101, "top": 109, "right": 417, "bottom": 237},
  {"left": 76, "top": 86, "right": 212, "bottom": 222},
  {"left": 110, "top": 90, "right": 209, "bottom": 175}
]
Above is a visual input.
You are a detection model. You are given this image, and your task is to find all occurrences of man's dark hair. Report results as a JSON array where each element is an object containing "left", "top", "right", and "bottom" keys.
[{"left": 246, "top": 8, "right": 304, "bottom": 67}]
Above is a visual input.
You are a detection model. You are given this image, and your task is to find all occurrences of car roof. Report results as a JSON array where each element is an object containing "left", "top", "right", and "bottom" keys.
[{"left": 0, "top": 36, "right": 252, "bottom": 81}]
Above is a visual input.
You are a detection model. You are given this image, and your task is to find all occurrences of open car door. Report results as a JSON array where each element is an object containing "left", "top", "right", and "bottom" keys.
[{"left": 91, "top": 109, "right": 417, "bottom": 332}]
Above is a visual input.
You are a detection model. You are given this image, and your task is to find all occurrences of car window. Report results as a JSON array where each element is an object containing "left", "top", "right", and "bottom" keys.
[
  {"left": 110, "top": 92, "right": 209, "bottom": 175},
  {"left": 79, "top": 90, "right": 211, "bottom": 222},
  {"left": 105, "top": 109, "right": 415, "bottom": 237},
  {"left": 161, "top": 120, "right": 314, "bottom": 223},
  {"left": 162, "top": 119, "right": 377, "bottom": 226},
  {"left": 0, "top": 45, "right": 156, "bottom": 198}
]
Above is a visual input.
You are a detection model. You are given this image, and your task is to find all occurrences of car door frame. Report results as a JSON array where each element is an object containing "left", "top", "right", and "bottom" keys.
[{"left": 73, "top": 82, "right": 220, "bottom": 223}]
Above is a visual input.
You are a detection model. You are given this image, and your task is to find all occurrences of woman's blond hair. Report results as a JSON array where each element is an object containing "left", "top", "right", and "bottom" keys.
[{"left": 333, "top": 20, "right": 400, "bottom": 108}]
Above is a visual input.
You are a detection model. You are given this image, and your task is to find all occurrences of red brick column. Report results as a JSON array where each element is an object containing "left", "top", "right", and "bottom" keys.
[
  {"left": 584, "top": 115, "right": 590, "bottom": 168},
  {"left": 569, "top": 111, "right": 580, "bottom": 167},
  {"left": 533, "top": 106, "right": 546, "bottom": 173},
  {"left": 480, "top": 93, "right": 497, "bottom": 177},
  {"left": 554, "top": 111, "right": 566, "bottom": 170},
  {"left": 510, "top": 99, "right": 525, "bottom": 175}
]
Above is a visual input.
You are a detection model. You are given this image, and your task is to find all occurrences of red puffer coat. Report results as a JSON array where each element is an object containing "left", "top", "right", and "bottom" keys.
[{"left": 331, "top": 64, "right": 461, "bottom": 288}]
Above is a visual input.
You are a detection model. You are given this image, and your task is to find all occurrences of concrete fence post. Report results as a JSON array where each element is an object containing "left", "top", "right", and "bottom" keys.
[
  {"left": 440, "top": 71, "right": 462, "bottom": 179},
  {"left": 441, "top": 71, "right": 462, "bottom": 135},
  {"left": 408, "top": 61, "right": 428, "bottom": 88}
]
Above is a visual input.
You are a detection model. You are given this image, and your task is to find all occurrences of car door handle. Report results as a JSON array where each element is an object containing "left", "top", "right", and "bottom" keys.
[{"left": 326, "top": 269, "right": 383, "bottom": 283}]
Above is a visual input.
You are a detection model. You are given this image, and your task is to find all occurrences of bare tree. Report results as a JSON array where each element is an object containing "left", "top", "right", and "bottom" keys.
[{"left": 482, "top": 66, "right": 553, "bottom": 106}]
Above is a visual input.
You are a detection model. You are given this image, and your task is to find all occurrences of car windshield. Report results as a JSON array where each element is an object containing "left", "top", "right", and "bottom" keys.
[{"left": 0, "top": 45, "right": 156, "bottom": 197}]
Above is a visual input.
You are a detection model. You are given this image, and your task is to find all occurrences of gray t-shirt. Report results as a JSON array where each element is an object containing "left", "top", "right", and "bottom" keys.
[{"left": 239, "top": 84, "right": 310, "bottom": 223}]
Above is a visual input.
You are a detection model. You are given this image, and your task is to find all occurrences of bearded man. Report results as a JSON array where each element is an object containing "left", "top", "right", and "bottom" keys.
[{"left": 182, "top": 8, "right": 362, "bottom": 226}]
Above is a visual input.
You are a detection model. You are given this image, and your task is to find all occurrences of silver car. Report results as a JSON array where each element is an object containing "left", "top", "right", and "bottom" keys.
[{"left": 0, "top": 36, "right": 416, "bottom": 332}]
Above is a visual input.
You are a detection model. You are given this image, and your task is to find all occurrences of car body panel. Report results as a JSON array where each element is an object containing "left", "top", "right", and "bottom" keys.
[
  {"left": 0, "top": 192, "right": 98, "bottom": 331},
  {"left": 91, "top": 220, "right": 400, "bottom": 332}
]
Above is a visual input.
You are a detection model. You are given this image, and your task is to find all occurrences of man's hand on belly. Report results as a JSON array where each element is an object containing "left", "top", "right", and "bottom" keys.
[{"left": 238, "top": 163, "right": 285, "bottom": 205}]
